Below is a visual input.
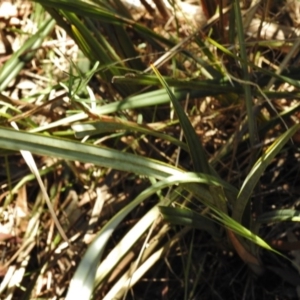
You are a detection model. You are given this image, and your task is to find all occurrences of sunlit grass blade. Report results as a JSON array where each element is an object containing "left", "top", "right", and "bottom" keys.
[
  {"left": 10, "top": 122, "right": 68, "bottom": 243},
  {"left": 233, "top": 123, "right": 300, "bottom": 225},
  {"left": 65, "top": 172, "right": 239, "bottom": 300},
  {"left": 72, "top": 120, "right": 188, "bottom": 151},
  {"left": 30, "top": 87, "right": 227, "bottom": 133},
  {"left": 0, "top": 18, "right": 55, "bottom": 92},
  {"left": 0, "top": 127, "right": 181, "bottom": 179},
  {"left": 256, "top": 209, "right": 300, "bottom": 223},
  {"left": 0, "top": 129, "right": 234, "bottom": 195},
  {"left": 94, "top": 187, "right": 184, "bottom": 288},
  {"left": 95, "top": 206, "right": 163, "bottom": 287},
  {"left": 159, "top": 205, "right": 277, "bottom": 254},
  {"left": 102, "top": 226, "right": 189, "bottom": 300}
]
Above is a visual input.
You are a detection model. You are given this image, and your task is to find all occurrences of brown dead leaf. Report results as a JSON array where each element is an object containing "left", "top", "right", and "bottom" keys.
[
  {"left": 227, "top": 229, "right": 264, "bottom": 275},
  {"left": 15, "top": 185, "right": 29, "bottom": 232}
]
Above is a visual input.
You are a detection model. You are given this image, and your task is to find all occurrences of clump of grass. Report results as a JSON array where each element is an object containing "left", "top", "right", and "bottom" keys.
[{"left": 0, "top": 1, "right": 300, "bottom": 299}]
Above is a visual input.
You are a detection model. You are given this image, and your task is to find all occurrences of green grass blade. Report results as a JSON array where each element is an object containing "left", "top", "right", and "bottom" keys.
[
  {"left": 233, "top": 123, "right": 300, "bottom": 224},
  {"left": 72, "top": 120, "right": 188, "bottom": 151},
  {"left": 112, "top": 75, "right": 238, "bottom": 92},
  {"left": 32, "top": 0, "right": 175, "bottom": 47},
  {"left": 159, "top": 206, "right": 276, "bottom": 254},
  {"left": 66, "top": 172, "right": 239, "bottom": 300},
  {"left": 256, "top": 209, "right": 300, "bottom": 223},
  {"left": 233, "top": 0, "right": 258, "bottom": 146},
  {"left": 151, "top": 64, "right": 210, "bottom": 174},
  {"left": 159, "top": 206, "right": 222, "bottom": 239},
  {"left": 95, "top": 206, "right": 162, "bottom": 287},
  {"left": 30, "top": 88, "right": 218, "bottom": 133},
  {"left": 65, "top": 13, "right": 122, "bottom": 78},
  {"left": 0, "top": 127, "right": 180, "bottom": 179},
  {"left": 0, "top": 18, "right": 55, "bottom": 92}
]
